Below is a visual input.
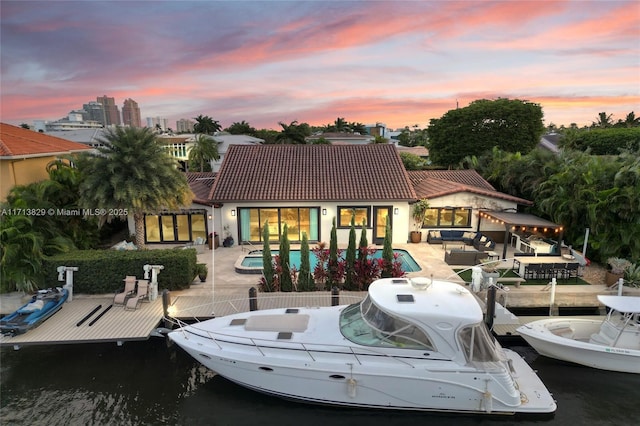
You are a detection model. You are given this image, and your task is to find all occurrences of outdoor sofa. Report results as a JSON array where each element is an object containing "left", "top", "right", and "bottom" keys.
[
  {"left": 427, "top": 230, "right": 495, "bottom": 251},
  {"left": 444, "top": 249, "right": 489, "bottom": 266}
]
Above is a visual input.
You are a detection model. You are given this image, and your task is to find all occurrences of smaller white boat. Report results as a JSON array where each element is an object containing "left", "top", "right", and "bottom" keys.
[{"left": 517, "top": 295, "right": 640, "bottom": 374}]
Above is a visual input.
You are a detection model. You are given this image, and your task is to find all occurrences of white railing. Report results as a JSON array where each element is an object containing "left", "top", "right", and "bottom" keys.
[{"left": 169, "top": 316, "right": 428, "bottom": 369}]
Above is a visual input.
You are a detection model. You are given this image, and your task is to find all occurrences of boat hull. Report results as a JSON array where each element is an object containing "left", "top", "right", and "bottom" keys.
[
  {"left": 517, "top": 319, "right": 640, "bottom": 374},
  {"left": 170, "top": 311, "right": 556, "bottom": 414}
]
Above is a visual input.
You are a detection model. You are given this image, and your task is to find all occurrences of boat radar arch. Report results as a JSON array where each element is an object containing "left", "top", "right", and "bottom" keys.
[{"left": 411, "top": 276, "right": 432, "bottom": 290}]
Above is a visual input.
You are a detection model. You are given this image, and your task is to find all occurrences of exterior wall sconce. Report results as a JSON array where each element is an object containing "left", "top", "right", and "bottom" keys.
[
  {"left": 208, "top": 214, "right": 212, "bottom": 220},
  {"left": 394, "top": 208, "right": 399, "bottom": 215},
  {"left": 231, "top": 209, "right": 236, "bottom": 217},
  {"left": 322, "top": 209, "right": 327, "bottom": 215}
]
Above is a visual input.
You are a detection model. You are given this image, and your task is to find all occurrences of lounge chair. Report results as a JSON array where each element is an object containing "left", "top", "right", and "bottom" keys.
[
  {"left": 124, "top": 280, "right": 149, "bottom": 311},
  {"left": 114, "top": 276, "right": 137, "bottom": 305}
]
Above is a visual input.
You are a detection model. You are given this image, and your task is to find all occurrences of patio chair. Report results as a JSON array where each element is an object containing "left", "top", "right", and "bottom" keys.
[
  {"left": 539, "top": 264, "right": 555, "bottom": 280},
  {"left": 552, "top": 263, "right": 567, "bottom": 280},
  {"left": 114, "top": 276, "right": 137, "bottom": 306},
  {"left": 564, "top": 262, "right": 579, "bottom": 282},
  {"left": 524, "top": 263, "right": 542, "bottom": 280},
  {"left": 124, "top": 280, "right": 149, "bottom": 311}
]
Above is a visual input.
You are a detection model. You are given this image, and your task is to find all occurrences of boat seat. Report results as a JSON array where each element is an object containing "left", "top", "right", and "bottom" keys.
[
  {"left": 589, "top": 332, "right": 612, "bottom": 346},
  {"left": 550, "top": 327, "right": 573, "bottom": 338}
]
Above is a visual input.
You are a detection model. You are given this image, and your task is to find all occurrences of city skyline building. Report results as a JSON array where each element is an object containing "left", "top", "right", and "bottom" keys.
[
  {"left": 122, "top": 98, "right": 142, "bottom": 127},
  {"left": 146, "top": 116, "right": 169, "bottom": 131},
  {"left": 176, "top": 118, "right": 195, "bottom": 133},
  {"left": 96, "top": 95, "right": 121, "bottom": 126},
  {"left": 82, "top": 101, "right": 107, "bottom": 126}
]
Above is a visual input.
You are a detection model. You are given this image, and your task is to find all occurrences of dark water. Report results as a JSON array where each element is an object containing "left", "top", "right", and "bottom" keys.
[{"left": 1, "top": 339, "right": 638, "bottom": 426}]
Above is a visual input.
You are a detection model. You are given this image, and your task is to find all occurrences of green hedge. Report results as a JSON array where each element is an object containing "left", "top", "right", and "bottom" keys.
[
  {"left": 43, "top": 248, "right": 198, "bottom": 294},
  {"left": 570, "top": 128, "right": 640, "bottom": 155}
]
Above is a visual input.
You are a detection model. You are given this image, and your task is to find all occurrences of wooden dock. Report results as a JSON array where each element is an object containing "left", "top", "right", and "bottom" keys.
[
  {"left": 1, "top": 290, "right": 602, "bottom": 349},
  {"left": 0, "top": 298, "right": 165, "bottom": 349},
  {"left": 0, "top": 292, "right": 366, "bottom": 349}
]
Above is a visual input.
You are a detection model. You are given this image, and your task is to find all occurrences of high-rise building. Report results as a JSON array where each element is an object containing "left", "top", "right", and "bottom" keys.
[
  {"left": 146, "top": 116, "right": 169, "bottom": 131},
  {"left": 122, "top": 98, "right": 142, "bottom": 128},
  {"left": 176, "top": 118, "right": 195, "bottom": 133},
  {"left": 82, "top": 101, "right": 107, "bottom": 126},
  {"left": 96, "top": 95, "right": 121, "bottom": 126}
]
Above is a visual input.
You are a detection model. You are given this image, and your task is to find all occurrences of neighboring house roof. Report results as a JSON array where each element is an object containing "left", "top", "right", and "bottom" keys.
[
  {"left": 212, "top": 144, "right": 417, "bottom": 202},
  {"left": 408, "top": 169, "right": 532, "bottom": 205},
  {"left": 395, "top": 145, "right": 429, "bottom": 157},
  {"left": 186, "top": 172, "right": 216, "bottom": 205},
  {"left": 44, "top": 128, "right": 109, "bottom": 146},
  {"left": 306, "top": 132, "right": 374, "bottom": 144},
  {"left": 0, "top": 123, "right": 91, "bottom": 158}
]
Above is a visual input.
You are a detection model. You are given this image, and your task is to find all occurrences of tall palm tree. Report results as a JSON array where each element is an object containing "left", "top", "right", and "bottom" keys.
[
  {"left": 79, "top": 127, "right": 192, "bottom": 249},
  {"left": 593, "top": 112, "right": 613, "bottom": 128},
  {"left": 193, "top": 114, "right": 221, "bottom": 135},
  {"left": 188, "top": 134, "right": 219, "bottom": 172},
  {"left": 276, "top": 120, "right": 310, "bottom": 144},
  {"left": 623, "top": 112, "right": 640, "bottom": 128}
]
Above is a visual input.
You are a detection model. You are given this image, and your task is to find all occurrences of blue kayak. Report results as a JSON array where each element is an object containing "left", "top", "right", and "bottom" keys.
[{"left": 0, "top": 288, "right": 68, "bottom": 336}]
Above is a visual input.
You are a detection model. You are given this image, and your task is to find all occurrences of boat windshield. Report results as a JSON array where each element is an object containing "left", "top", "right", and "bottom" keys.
[
  {"left": 458, "top": 323, "right": 503, "bottom": 365},
  {"left": 339, "top": 296, "right": 435, "bottom": 350}
]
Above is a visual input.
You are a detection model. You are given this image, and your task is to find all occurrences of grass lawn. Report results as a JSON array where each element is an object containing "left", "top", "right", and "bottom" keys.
[{"left": 453, "top": 269, "right": 589, "bottom": 285}]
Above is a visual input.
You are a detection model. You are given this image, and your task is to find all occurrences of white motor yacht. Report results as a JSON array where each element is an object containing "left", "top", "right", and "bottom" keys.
[
  {"left": 169, "top": 277, "right": 556, "bottom": 414},
  {"left": 517, "top": 295, "right": 640, "bottom": 374}
]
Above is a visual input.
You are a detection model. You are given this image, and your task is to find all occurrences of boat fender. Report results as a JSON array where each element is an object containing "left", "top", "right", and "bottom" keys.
[{"left": 347, "top": 378, "right": 357, "bottom": 398}]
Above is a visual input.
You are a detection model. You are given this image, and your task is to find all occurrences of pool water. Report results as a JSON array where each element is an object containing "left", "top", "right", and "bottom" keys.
[{"left": 239, "top": 249, "right": 421, "bottom": 273}]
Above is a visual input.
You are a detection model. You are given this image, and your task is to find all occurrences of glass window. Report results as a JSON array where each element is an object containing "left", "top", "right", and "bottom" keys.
[
  {"left": 423, "top": 208, "right": 472, "bottom": 228},
  {"left": 458, "top": 324, "right": 502, "bottom": 363},
  {"left": 238, "top": 207, "right": 321, "bottom": 243},
  {"left": 176, "top": 214, "right": 190, "bottom": 241},
  {"left": 191, "top": 213, "right": 206, "bottom": 241},
  {"left": 338, "top": 206, "right": 370, "bottom": 228},
  {"left": 423, "top": 208, "right": 438, "bottom": 227},
  {"left": 145, "top": 215, "right": 161, "bottom": 242},
  {"left": 339, "top": 297, "right": 434, "bottom": 350},
  {"left": 161, "top": 216, "right": 175, "bottom": 240}
]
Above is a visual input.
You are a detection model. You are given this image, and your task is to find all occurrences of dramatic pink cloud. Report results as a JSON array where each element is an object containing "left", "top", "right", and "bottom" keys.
[{"left": 1, "top": 1, "right": 638, "bottom": 130}]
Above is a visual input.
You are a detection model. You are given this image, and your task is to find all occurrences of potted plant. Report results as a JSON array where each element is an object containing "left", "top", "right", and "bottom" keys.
[
  {"left": 222, "top": 225, "right": 234, "bottom": 247},
  {"left": 410, "top": 198, "right": 429, "bottom": 243},
  {"left": 624, "top": 263, "right": 640, "bottom": 288},
  {"left": 605, "top": 257, "right": 631, "bottom": 287},
  {"left": 195, "top": 263, "right": 208, "bottom": 282}
]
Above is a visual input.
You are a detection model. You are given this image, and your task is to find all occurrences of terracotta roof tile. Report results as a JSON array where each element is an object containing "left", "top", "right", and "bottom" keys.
[
  {"left": 212, "top": 144, "right": 417, "bottom": 202},
  {"left": 0, "top": 123, "right": 91, "bottom": 157},
  {"left": 186, "top": 172, "right": 216, "bottom": 204},
  {"left": 408, "top": 170, "right": 532, "bottom": 205}
]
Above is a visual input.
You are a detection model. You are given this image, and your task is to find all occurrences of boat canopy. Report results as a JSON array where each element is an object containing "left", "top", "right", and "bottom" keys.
[
  {"left": 339, "top": 296, "right": 435, "bottom": 350},
  {"left": 598, "top": 296, "right": 640, "bottom": 314}
]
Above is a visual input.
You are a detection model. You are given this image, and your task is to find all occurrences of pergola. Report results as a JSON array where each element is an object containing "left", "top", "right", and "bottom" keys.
[{"left": 477, "top": 211, "right": 564, "bottom": 259}]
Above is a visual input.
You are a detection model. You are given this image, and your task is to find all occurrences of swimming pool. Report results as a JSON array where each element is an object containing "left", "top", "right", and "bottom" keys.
[{"left": 235, "top": 249, "right": 421, "bottom": 274}]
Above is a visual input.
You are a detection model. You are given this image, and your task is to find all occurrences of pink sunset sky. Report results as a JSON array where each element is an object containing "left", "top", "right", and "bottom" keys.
[{"left": 1, "top": 0, "right": 638, "bottom": 130}]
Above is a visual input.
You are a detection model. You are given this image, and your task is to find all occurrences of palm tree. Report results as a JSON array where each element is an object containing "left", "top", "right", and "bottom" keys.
[
  {"left": 193, "top": 114, "right": 222, "bottom": 135},
  {"left": 79, "top": 127, "right": 192, "bottom": 249},
  {"left": 188, "top": 134, "right": 219, "bottom": 172},
  {"left": 226, "top": 120, "right": 257, "bottom": 135},
  {"left": 593, "top": 112, "right": 613, "bottom": 128},
  {"left": 276, "top": 120, "right": 310, "bottom": 144},
  {"left": 623, "top": 112, "right": 640, "bottom": 128}
]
